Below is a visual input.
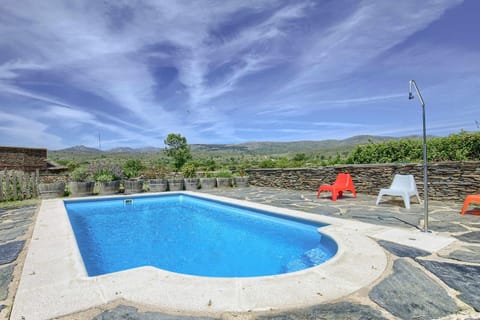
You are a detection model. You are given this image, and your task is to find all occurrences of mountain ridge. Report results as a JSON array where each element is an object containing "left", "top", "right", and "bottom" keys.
[{"left": 55, "top": 135, "right": 421, "bottom": 155}]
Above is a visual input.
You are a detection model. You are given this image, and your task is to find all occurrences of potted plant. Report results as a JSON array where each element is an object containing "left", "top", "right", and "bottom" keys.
[
  {"left": 90, "top": 162, "right": 122, "bottom": 195},
  {"left": 182, "top": 163, "right": 199, "bottom": 191},
  {"left": 167, "top": 174, "right": 184, "bottom": 191},
  {"left": 233, "top": 167, "right": 249, "bottom": 188},
  {"left": 68, "top": 167, "right": 94, "bottom": 197},
  {"left": 215, "top": 169, "right": 233, "bottom": 188},
  {"left": 143, "top": 164, "right": 168, "bottom": 193},
  {"left": 122, "top": 160, "right": 144, "bottom": 194},
  {"left": 199, "top": 169, "right": 216, "bottom": 189},
  {"left": 38, "top": 176, "right": 66, "bottom": 199}
]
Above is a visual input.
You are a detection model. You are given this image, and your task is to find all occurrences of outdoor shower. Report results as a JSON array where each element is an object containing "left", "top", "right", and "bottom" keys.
[{"left": 408, "top": 80, "right": 429, "bottom": 232}]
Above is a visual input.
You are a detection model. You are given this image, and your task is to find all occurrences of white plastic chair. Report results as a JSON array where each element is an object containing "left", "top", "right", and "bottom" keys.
[{"left": 375, "top": 174, "right": 422, "bottom": 209}]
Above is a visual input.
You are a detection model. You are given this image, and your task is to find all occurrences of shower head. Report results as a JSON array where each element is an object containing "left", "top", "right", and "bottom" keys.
[
  {"left": 408, "top": 80, "right": 414, "bottom": 100},
  {"left": 408, "top": 80, "right": 424, "bottom": 106}
]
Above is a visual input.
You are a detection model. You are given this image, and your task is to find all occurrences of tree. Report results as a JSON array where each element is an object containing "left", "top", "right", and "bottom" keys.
[{"left": 164, "top": 133, "right": 192, "bottom": 172}]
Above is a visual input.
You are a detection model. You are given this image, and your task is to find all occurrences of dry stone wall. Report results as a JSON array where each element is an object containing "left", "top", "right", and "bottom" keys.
[
  {"left": 0, "top": 146, "right": 47, "bottom": 171},
  {"left": 246, "top": 161, "right": 480, "bottom": 201}
]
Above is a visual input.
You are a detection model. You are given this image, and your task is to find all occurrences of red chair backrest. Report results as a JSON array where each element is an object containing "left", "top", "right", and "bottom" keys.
[{"left": 333, "top": 173, "right": 352, "bottom": 187}]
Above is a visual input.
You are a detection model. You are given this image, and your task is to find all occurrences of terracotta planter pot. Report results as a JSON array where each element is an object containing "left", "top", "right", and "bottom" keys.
[
  {"left": 148, "top": 179, "right": 168, "bottom": 192},
  {"left": 167, "top": 178, "right": 184, "bottom": 191},
  {"left": 123, "top": 180, "right": 144, "bottom": 194},
  {"left": 234, "top": 176, "right": 249, "bottom": 188},
  {"left": 200, "top": 177, "right": 216, "bottom": 189},
  {"left": 184, "top": 178, "right": 199, "bottom": 191},
  {"left": 95, "top": 181, "right": 120, "bottom": 195},
  {"left": 68, "top": 181, "right": 94, "bottom": 197},
  {"left": 216, "top": 177, "right": 232, "bottom": 188},
  {"left": 38, "top": 182, "right": 66, "bottom": 199}
]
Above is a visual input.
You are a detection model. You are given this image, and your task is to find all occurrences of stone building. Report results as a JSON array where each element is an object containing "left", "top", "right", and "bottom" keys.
[{"left": 0, "top": 146, "right": 47, "bottom": 172}]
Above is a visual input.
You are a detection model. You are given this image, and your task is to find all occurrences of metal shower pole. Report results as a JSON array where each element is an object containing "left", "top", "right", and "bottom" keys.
[{"left": 408, "top": 80, "right": 429, "bottom": 232}]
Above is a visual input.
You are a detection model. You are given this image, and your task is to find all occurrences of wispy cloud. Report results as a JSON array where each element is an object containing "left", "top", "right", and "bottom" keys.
[
  {"left": 0, "top": 0, "right": 474, "bottom": 148},
  {"left": 289, "top": 0, "right": 463, "bottom": 87},
  {"left": 0, "top": 110, "right": 64, "bottom": 148}
]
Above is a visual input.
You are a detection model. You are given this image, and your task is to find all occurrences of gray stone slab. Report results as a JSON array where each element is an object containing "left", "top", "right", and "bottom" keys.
[
  {"left": 303, "top": 206, "right": 341, "bottom": 216},
  {"left": 93, "top": 305, "right": 217, "bottom": 320},
  {"left": 369, "top": 259, "right": 458, "bottom": 319},
  {"left": 440, "top": 249, "right": 480, "bottom": 264},
  {"left": 0, "top": 226, "right": 28, "bottom": 243},
  {"left": 348, "top": 213, "right": 420, "bottom": 228},
  {"left": 0, "top": 264, "right": 15, "bottom": 300},
  {"left": 0, "top": 219, "right": 31, "bottom": 231},
  {"left": 428, "top": 221, "right": 468, "bottom": 233},
  {"left": 454, "top": 231, "right": 480, "bottom": 244},
  {"left": 0, "top": 240, "right": 25, "bottom": 265},
  {"left": 416, "top": 259, "right": 480, "bottom": 311},
  {"left": 256, "top": 302, "right": 388, "bottom": 320},
  {"left": 465, "top": 222, "right": 480, "bottom": 229},
  {"left": 5, "top": 207, "right": 36, "bottom": 221},
  {"left": 377, "top": 240, "right": 430, "bottom": 258}
]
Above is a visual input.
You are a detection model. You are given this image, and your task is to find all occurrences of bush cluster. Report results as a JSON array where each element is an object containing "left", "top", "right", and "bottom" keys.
[{"left": 347, "top": 131, "right": 480, "bottom": 164}]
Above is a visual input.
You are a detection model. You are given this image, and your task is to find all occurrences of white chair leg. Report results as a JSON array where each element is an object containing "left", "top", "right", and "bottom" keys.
[
  {"left": 416, "top": 193, "right": 422, "bottom": 205},
  {"left": 376, "top": 193, "right": 383, "bottom": 205},
  {"left": 402, "top": 194, "right": 411, "bottom": 209}
]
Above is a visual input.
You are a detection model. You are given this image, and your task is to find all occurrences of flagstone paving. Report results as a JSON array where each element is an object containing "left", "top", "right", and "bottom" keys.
[
  {"left": 2, "top": 188, "right": 480, "bottom": 319},
  {"left": 0, "top": 206, "right": 37, "bottom": 319}
]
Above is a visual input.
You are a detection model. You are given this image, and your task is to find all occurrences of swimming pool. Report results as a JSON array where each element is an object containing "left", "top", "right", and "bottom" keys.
[
  {"left": 65, "top": 194, "right": 338, "bottom": 277},
  {"left": 13, "top": 192, "right": 388, "bottom": 319}
]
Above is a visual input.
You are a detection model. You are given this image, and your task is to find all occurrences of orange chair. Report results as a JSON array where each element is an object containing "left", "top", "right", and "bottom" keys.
[
  {"left": 317, "top": 173, "right": 357, "bottom": 201},
  {"left": 461, "top": 194, "right": 480, "bottom": 215}
]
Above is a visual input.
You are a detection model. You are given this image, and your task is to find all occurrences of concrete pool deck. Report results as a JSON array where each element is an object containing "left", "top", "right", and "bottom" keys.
[{"left": 2, "top": 187, "right": 480, "bottom": 319}]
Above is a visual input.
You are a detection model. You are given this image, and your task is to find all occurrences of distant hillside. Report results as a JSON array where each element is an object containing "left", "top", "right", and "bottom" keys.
[
  {"left": 190, "top": 135, "right": 400, "bottom": 155},
  {"left": 52, "top": 135, "right": 422, "bottom": 157},
  {"left": 59, "top": 145, "right": 102, "bottom": 153},
  {"left": 108, "top": 147, "right": 163, "bottom": 153}
]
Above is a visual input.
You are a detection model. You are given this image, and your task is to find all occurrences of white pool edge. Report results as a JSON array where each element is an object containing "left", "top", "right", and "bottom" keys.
[{"left": 12, "top": 191, "right": 392, "bottom": 320}]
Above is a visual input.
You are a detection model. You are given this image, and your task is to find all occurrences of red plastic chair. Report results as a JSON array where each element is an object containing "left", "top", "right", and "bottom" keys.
[
  {"left": 317, "top": 173, "right": 357, "bottom": 201},
  {"left": 461, "top": 194, "right": 480, "bottom": 215}
]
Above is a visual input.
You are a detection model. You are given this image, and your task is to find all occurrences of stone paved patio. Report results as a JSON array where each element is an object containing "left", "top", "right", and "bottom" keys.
[{"left": 2, "top": 187, "right": 480, "bottom": 319}]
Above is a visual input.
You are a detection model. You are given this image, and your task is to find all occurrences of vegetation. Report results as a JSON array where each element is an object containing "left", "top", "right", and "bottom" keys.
[
  {"left": 70, "top": 167, "right": 89, "bottom": 182},
  {"left": 181, "top": 162, "right": 197, "bottom": 178},
  {"left": 215, "top": 169, "right": 233, "bottom": 178},
  {"left": 88, "top": 162, "right": 123, "bottom": 182},
  {"left": 347, "top": 131, "right": 480, "bottom": 164},
  {"left": 164, "top": 133, "right": 192, "bottom": 171},
  {"left": 122, "top": 159, "right": 145, "bottom": 179},
  {"left": 47, "top": 131, "right": 479, "bottom": 179}
]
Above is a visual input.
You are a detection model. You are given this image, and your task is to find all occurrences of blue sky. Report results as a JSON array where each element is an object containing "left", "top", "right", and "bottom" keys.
[{"left": 0, "top": 0, "right": 479, "bottom": 150}]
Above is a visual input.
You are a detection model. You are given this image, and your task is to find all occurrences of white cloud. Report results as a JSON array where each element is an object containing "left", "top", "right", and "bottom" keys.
[
  {"left": 0, "top": 0, "right": 474, "bottom": 148},
  {"left": 0, "top": 110, "right": 64, "bottom": 148},
  {"left": 290, "top": 0, "right": 464, "bottom": 87}
]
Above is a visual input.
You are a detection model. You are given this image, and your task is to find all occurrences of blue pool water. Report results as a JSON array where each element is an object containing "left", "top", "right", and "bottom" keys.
[{"left": 64, "top": 194, "right": 338, "bottom": 277}]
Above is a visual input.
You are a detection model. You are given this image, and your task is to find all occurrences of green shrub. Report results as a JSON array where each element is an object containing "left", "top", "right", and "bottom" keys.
[
  {"left": 141, "top": 163, "right": 168, "bottom": 179},
  {"left": 89, "top": 162, "right": 122, "bottom": 182},
  {"left": 122, "top": 159, "right": 145, "bottom": 179},
  {"left": 215, "top": 169, "right": 233, "bottom": 178},
  {"left": 70, "top": 167, "right": 89, "bottom": 182},
  {"left": 346, "top": 131, "right": 480, "bottom": 164},
  {"left": 181, "top": 162, "right": 197, "bottom": 178}
]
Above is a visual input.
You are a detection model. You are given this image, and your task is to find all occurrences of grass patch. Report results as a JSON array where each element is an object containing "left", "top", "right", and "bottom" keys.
[{"left": 0, "top": 198, "right": 40, "bottom": 210}]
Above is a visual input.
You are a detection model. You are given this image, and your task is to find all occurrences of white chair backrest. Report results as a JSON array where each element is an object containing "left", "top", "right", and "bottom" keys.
[{"left": 390, "top": 174, "right": 416, "bottom": 191}]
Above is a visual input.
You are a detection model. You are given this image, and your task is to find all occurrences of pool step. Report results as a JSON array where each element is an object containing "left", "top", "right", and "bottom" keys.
[{"left": 284, "top": 248, "right": 329, "bottom": 273}]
